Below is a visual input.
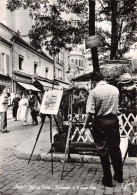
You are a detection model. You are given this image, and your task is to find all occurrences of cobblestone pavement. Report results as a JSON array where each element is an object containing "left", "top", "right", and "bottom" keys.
[{"left": 0, "top": 109, "right": 136, "bottom": 195}]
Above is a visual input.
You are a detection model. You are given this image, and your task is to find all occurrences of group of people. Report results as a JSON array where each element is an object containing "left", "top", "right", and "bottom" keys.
[
  {"left": 0, "top": 88, "right": 43, "bottom": 133},
  {"left": 12, "top": 90, "right": 43, "bottom": 126}
]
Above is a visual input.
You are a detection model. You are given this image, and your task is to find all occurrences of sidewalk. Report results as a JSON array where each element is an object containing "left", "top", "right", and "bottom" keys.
[
  {"left": 7, "top": 107, "right": 137, "bottom": 165},
  {"left": 5, "top": 109, "right": 137, "bottom": 194},
  {"left": 14, "top": 122, "right": 137, "bottom": 167}
]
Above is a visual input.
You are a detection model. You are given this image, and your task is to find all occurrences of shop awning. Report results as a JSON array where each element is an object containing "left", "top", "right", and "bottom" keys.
[
  {"left": 17, "top": 82, "right": 40, "bottom": 91},
  {"left": 38, "top": 80, "right": 53, "bottom": 88},
  {"left": 71, "top": 72, "right": 92, "bottom": 82}
]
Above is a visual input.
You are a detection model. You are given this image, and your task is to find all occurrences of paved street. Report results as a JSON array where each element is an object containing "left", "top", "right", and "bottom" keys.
[{"left": 0, "top": 108, "right": 137, "bottom": 195}]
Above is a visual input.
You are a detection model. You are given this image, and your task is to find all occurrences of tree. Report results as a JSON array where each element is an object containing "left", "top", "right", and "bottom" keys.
[
  {"left": 7, "top": 0, "right": 136, "bottom": 65},
  {"left": 97, "top": 0, "right": 136, "bottom": 60},
  {"left": 7, "top": 0, "right": 89, "bottom": 55}
]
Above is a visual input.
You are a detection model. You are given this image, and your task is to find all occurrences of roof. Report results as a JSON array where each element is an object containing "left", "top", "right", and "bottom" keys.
[
  {"left": 0, "top": 36, "right": 13, "bottom": 46},
  {"left": 13, "top": 35, "right": 53, "bottom": 62},
  {"left": 72, "top": 72, "right": 92, "bottom": 82},
  {"left": 72, "top": 60, "right": 131, "bottom": 82},
  {"left": 0, "top": 22, "right": 18, "bottom": 35},
  {"left": 0, "top": 22, "right": 53, "bottom": 63}
]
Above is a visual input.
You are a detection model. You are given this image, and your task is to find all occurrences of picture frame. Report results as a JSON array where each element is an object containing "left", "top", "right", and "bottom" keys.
[{"left": 40, "top": 90, "right": 63, "bottom": 115}]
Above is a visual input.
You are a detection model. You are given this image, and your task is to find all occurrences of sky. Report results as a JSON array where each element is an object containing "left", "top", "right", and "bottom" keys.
[{"left": 0, "top": 0, "right": 6, "bottom": 24}]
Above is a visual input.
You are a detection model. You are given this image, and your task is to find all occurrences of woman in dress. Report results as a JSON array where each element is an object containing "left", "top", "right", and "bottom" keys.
[{"left": 17, "top": 92, "right": 31, "bottom": 125}]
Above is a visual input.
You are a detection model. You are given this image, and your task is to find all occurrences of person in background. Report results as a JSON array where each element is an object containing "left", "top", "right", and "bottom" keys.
[
  {"left": 28, "top": 90, "right": 38, "bottom": 125},
  {"left": 37, "top": 91, "right": 43, "bottom": 123},
  {"left": 80, "top": 72, "right": 123, "bottom": 187},
  {"left": 0, "top": 88, "right": 9, "bottom": 133},
  {"left": 12, "top": 93, "right": 20, "bottom": 121},
  {"left": 7, "top": 93, "right": 11, "bottom": 106},
  {"left": 17, "top": 92, "right": 31, "bottom": 126},
  {"left": 37, "top": 91, "right": 43, "bottom": 105}
]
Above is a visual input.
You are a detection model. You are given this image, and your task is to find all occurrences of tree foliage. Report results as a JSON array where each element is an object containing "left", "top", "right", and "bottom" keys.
[
  {"left": 7, "top": 0, "right": 89, "bottom": 55},
  {"left": 97, "top": 0, "right": 136, "bottom": 59},
  {"left": 7, "top": 0, "right": 136, "bottom": 59}
]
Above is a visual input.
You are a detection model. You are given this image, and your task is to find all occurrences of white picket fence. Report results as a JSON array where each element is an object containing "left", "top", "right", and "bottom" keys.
[
  {"left": 118, "top": 113, "right": 137, "bottom": 144},
  {"left": 68, "top": 113, "right": 137, "bottom": 144}
]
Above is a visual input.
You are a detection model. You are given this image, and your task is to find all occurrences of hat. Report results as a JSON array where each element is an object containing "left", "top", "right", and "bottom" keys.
[{"left": 119, "top": 73, "right": 132, "bottom": 83}]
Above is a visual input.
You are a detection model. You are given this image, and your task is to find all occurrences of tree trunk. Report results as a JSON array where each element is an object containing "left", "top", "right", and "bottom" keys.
[
  {"left": 89, "top": 0, "right": 100, "bottom": 72},
  {"left": 110, "top": 0, "right": 119, "bottom": 60}
]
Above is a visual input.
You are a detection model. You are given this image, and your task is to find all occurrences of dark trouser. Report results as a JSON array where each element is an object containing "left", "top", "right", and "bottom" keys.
[
  {"left": 30, "top": 108, "right": 38, "bottom": 124},
  {"left": 13, "top": 106, "right": 18, "bottom": 118},
  {"left": 0, "top": 112, "right": 7, "bottom": 132},
  {"left": 92, "top": 114, "right": 123, "bottom": 181}
]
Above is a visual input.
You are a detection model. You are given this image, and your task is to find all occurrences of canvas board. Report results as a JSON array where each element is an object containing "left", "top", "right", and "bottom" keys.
[{"left": 40, "top": 90, "right": 63, "bottom": 115}]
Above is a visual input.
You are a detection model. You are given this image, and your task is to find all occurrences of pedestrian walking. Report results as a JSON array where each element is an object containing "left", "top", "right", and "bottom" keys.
[
  {"left": 37, "top": 91, "right": 43, "bottom": 123},
  {"left": 0, "top": 88, "right": 9, "bottom": 133},
  {"left": 80, "top": 72, "right": 123, "bottom": 187},
  {"left": 17, "top": 92, "right": 31, "bottom": 126},
  {"left": 12, "top": 93, "right": 20, "bottom": 121},
  {"left": 37, "top": 91, "right": 43, "bottom": 105},
  {"left": 28, "top": 90, "right": 38, "bottom": 125}
]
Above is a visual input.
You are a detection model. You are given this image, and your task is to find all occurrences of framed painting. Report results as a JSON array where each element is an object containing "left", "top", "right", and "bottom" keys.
[{"left": 40, "top": 90, "right": 63, "bottom": 115}]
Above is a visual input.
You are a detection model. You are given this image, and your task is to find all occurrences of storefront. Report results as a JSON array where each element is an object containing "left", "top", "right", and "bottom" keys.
[
  {"left": 0, "top": 74, "right": 11, "bottom": 94},
  {"left": 13, "top": 71, "right": 39, "bottom": 94},
  {"left": 33, "top": 77, "right": 59, "bottom": 92}
]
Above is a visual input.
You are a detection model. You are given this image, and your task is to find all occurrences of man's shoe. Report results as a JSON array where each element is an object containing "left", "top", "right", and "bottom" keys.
[
  {"left": 2, "top": 130, "right": 9, "bottom": 133},
  {"left": 102, "top": 177, "right": 113, "bottom": 187},
  {"left": 113, "top": 175, "right": 123, "bottom": 183}
]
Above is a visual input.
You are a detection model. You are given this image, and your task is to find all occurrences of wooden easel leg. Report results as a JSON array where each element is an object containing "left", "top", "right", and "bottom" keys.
[
  {"left": 122, "top": 145, "right": 129, "bottom": 166},
  {"left": 61, "top": 124, "right": 72, "bottom": 179},
  {"left": 50, "top": 115, "right": 53, "bottom": 174},
  {"left": 28, "top": 115, "right": 46, "bottom": 164}
]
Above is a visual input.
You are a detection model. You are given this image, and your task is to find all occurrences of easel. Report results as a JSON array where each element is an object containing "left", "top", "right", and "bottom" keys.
[
  {"left": 28, "top": 114, "right": 55, "bottom": 174},
  {"left": 60, "top": 88, "right": 134, "bottom": 179},
  {"left": 61, "top": 88, "right": 96, "bottom": 179},
  {"left": 28, "top": 88, "right": 63, "bottom": 174}
]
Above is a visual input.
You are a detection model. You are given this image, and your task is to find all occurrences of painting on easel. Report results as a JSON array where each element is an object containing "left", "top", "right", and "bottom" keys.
[{"left": 40, "top": 90, "right": 63, "bottom": 115}]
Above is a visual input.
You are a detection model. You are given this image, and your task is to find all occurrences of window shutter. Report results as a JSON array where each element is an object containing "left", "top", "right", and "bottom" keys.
[{"left": 6, "top": 54, "right": 9, "bottom": 75}]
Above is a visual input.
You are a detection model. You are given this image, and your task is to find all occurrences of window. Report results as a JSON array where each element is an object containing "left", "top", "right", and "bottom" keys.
[
  {"left": 82, "top": 60, "right": 83, "bottom": 67},
  {"left": 19, "top": 55, "right": 24, "bottom": 70},
  {"left": 75, "top": 59, "right": 78, "bottom": 65},
  {"left": 79, "top": 60, "right": 81, "bottom": 67},
  {"left": 2, "top": 53, "right": 5, "bottom": 73},
  {"left": 56, "top": 53, "right": 59, "bottom": 63},
  {"left": 71, "top": 59, "right": 74, "bottom": 63},
  {"left": 45, "top": 67, "right": 49, "bottom": 78},
  {"left": 34, "top": 62, "right": 38, "bottom": 75},
  {"left": 0, "top": 53, "right": 10, "bottom": 74}
]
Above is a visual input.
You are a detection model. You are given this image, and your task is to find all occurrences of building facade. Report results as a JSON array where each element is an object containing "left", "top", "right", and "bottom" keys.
[
  {"left": 0, "top": 27, "right": 12, "bottom": 94},
  {"left": 0, "top": 22, "right": 69, "bottom": 99}
]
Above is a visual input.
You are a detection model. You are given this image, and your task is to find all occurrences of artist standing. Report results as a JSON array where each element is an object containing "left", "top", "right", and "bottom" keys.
[{"left": 80, "top": 72, "right": 123, "bottom": 187}]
